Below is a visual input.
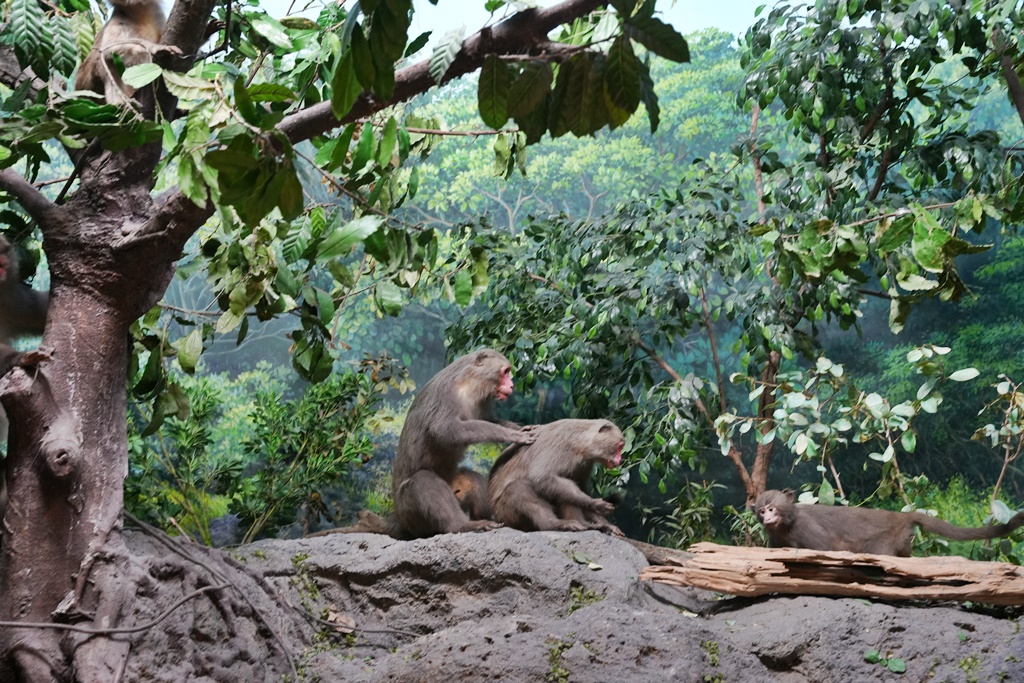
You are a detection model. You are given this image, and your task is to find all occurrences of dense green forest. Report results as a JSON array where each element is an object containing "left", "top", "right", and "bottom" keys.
[{"left": 117, "top": 9, "right": 1024, "bottom": 561}]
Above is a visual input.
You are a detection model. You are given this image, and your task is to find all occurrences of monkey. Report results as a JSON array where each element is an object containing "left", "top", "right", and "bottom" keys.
[
  {"left": 450, "top": 468, "right": 492, "bottom": 520},
  {"left": 754, "top": 488, "right": 1024, "bottom": 557},
  {"left": 488, "top": 419, "right": 625, "bottom": 535},
  {"left": 391, "top": 348, "right": 537, "bottom": 538},
  {"left": 75, "top": 0, "right": 179, "bottom": 105},
  {"left": 0, "top": 234, "right": 49, "bottom": 529},
  {"left": 0, "top": 235, "right": 48, "bottom": 344}
]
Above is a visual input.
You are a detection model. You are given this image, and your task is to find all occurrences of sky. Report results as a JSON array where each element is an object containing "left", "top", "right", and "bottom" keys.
[{"left": 407, "top": 0, "right": 766, "bottom": 40}]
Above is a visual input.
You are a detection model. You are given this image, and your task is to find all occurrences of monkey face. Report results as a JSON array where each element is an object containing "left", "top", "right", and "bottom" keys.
[
  {"left": 596, "top": 421, "right": 624, "bottom": 468},
  {"left": 757, "top": 501, "right": 783, "bottom": 529},
  {"left": 494, "top": 364, "right": 514, "bottom": 401}
]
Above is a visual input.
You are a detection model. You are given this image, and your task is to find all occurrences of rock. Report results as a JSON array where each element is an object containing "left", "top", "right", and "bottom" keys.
[{"left": 217, "top": 528, "right": 1024, "bottom": 683}]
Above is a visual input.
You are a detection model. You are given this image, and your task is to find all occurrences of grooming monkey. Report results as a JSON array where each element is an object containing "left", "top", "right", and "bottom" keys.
[
  {"left": 489, "top": 419, "right": 625, "bottom": 535},
  {"left": 75, "top": 0, "right": 176, "bottom": 105},
  {"left": 392, "top": 349, "right": 537, "bottom": 538},
  {"left": 755, "top": 488, "right": 1024, "bottom": 557}
]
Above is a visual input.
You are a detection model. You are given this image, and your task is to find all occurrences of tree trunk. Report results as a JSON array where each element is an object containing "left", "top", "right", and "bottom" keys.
[{"left": 0, "top": 141, "right": 179, "bottom": 679}]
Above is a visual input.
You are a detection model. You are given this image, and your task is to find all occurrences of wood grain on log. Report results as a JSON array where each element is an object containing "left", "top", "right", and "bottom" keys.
[{"left": 641, "top": 542, "right": 1024, "bottom": 606}]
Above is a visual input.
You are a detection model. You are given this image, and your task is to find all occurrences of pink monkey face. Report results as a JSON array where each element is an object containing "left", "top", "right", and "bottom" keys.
[
  {"left": 495, "top": 366, "right": 514, "bottom": 401},
  {"left": 602, "top": 441, "right": 623, "bottom": 468},
  {"left": 758, "top": 503, "right": 782, "bottom": 529}
]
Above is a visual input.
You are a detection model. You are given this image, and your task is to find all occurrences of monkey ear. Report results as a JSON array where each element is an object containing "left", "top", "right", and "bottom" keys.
[{"left": 781, "top": 488, "right": 795, "bottom": 502}]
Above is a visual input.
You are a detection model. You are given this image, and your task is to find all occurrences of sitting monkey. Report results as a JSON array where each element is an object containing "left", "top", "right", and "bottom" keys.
[
  {"left": 755, "top": 488, "right": 1024, "bottom": 557},
  {"left": 391, "top": 348, "right": 537, "bottom": 538},
  {"left": 75, "top": 0, "right": 175, "bottom": 105},
  {"left": 488, "top": 419, "right": 625, "bottom": 535}
]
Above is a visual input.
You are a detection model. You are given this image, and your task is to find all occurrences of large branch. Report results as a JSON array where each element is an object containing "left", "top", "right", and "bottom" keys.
[
  {"left": 152, "top": 0, "right": 604, "bottom": 247},
  {"left": 278, "top": 0, "right": 604, "bottom": 143},
  {"left": 0, "top": 169, "right": 60, "bottom": 230}
]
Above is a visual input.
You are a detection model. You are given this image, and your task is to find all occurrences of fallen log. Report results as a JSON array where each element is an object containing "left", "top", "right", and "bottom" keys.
[{"left": 641, "top": 542, "right": 1024, "bottom": 606}]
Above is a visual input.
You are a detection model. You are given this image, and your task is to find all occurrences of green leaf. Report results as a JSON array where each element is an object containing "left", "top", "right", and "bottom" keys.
[
  {"left": 121, "top": 63, "right": 163, "bottom": 89},
  {"left": 863, "top": 649, "right": 881, "bottom": 664},
  {"left": 911, "top": 211, "right": 949, "bottom": 273},
  {"left": 900, "top": 430, "right": 916, "bottom": 453},
  {"left": 234, "top": 79, "right": 262, "bottom": 126},
  {"left": 478, "top": 54, "right": 511, "bottom": 129},
  {"left": 405, "top": 30, "right": 431, "bottom": 57},
  {"left": 454, "top": 270, "right": 473, "bottom": 306},
  {"left": 248, "top": 83, "right": 297, "bottom": 102},
  {"left": 429, "top": 27, "right": 464, "bottom": 84},
  {"left": 377, "top": 117, "right": 398, "bottom": 165},
  {"left": 622, "top": 16, "right": 689, "bottom": 62},
  {"left": 818, "top": 479, "right": 835, "bottom": 505},
  {"left": 638, "top": 60, "right": 660, "bottom": 133},
  {"left": 886, "top": 658, "right": 906, "bottom": 674},
  {"left": 508, "top": 62, "right": 553, "bottom": 118},
  {"left": 350, "top": 26, "right": 376, "bottom": 91},
  {"left": 374, "top": 281, "right": 403, "bottom": 316},
  {"left": 174, "top": 328, "right": 204, "bottom": 374},
  {"left": 604, "top": 35, "right": 642, "bottom": 127},
  {"left": 876, "top": 215, "right": 914, "bottom": 254},
  {"left": 318, "top": 216, "right": 384, "bottom": 259},
  {"left": 249, "top": 13, "right": 294, "bottom": 49},
  {"left": 331, "top": 51, "right": 362, "bottom": 119}
]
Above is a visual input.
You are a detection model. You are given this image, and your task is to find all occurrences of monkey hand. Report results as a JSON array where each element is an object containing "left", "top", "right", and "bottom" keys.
[
  {"left": 459, "top": 519, "right": 501, "bottom": 533},
  {"left": 514, "top": 424, "right": 539, "bottom": 444},
  {"left": 589, "top": 498, "right": 615, "bottom": 516}
]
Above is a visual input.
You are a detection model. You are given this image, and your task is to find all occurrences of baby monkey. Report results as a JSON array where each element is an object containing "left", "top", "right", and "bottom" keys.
[
  {"left": 755, "top": 488, "right": 1024, "bottom": 557},
  {"left": 75, "top": 0, "right": 177, "bottom": 105}
]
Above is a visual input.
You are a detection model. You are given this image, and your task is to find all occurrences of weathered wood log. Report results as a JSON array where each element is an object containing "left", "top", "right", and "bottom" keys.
[{"left": 641, "top": 542, "right": 1024, "bottom": 606}]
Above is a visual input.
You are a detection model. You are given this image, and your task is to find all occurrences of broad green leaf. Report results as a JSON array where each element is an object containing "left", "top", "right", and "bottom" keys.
[
  {"left": 508, "top": 62, "right": 553, "bottom": 118},
  {"left": 318, "top": 216, "right": 384, "bottom": 259},
  {"left": 454, "top": 270, "right": 473, "bottom": 306},
  {"left": 377, "top": 117, "right": 398, "bottom": 165},
  {"left": 911, "top": 211, "right": 949, "bottom": 273},
  {"left": 122, "top": 62, "right": 163, "bottom": 88},
  {"left": 622, "top": 16, "right": 689, "bottom": 62},
  {"left": 478, "top": 55, "right": 511, "bottom": 129},
  {"left": 249, "top": 13, "right": 293, "bottom": 49},
  {"left": 886, "top": 658, "right": 906, "bottom": 674},
  {"left": 375, "top": 280, "right": 403, "bottom": 316},
  {"left": 331, "top": 52, "right": 361, "bottom": 119},
  {"left": 604, "top": 36, "right": 642, "bottom": 127},
  {"left": 174, "top": 328, "right": 204, "bottom": 374},
  {"left": 876, "top": 215, "right": 913, "bottom": 254}
]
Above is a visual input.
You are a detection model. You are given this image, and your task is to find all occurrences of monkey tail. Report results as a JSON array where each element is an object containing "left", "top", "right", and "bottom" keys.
[
  {"left": 305, "top": 511, "right": 408, "bottom": 539},
  {"left": 912, "top": 511, "right": 1024, "bottom": 541}
]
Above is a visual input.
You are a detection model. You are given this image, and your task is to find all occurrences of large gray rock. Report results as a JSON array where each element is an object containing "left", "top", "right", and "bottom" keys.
[{"left": 232, "top": 529, "right": 1023, "bottom": 683}]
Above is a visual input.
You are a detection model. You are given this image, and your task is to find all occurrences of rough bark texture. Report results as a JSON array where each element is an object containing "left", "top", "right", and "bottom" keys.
[
  {"left": 0, "top": 1, "right": 617, "bottom": 679},
  {"left": 60, "top": 529, "right": 1024, "bottom": 683},
  {"left": 643, "top": 542, "right": 1024, "bottom": 605}
]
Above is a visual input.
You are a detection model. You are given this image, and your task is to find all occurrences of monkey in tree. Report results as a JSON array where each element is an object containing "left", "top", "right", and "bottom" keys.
[
  {"left": 392, "top": 348, "right": 537, "bottom": 538},
  {"left": 755, "top": 488, "right": 1024, "bottom": 557},
  {"left": 75, "top": 0, "right": 180, "bottom": 105},
  {"left": 0, "top": 235, "right": 48, "bottom": 344},
  {"left": 488, "top": 419, "right": 625, "bottom": 535},
  {"left": 0, "top": 234, "right": 49, "bottom": 526}
]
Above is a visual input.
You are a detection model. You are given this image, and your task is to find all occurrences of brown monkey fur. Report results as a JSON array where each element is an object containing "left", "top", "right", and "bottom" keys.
[
  {"left": 488, "top": 419, "right": 624, "bottom": 535},
  {"left": 0, "top": 235, "right": 48, "bottom": 344},
  {"left": 0, "top": 235, "right": 49, "bottom": 528},
  {"left": 755, "top": 488, "right": 1024, "bottom": 557},
  {"left": 392, "top": 348, "right": 536, "bottom": 538},
  {"left": 75, "top": 0, "right": 175, "bottom": 105}
]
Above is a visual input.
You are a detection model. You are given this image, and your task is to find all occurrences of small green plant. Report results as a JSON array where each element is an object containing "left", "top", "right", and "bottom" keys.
[
  {"left": 958, "top": 653, "right": 981, "bottom": 683},
  {"left": 567, "top": 586, "right": 603, "bottom": 616},
  {"left": 864, "top": 649, "right": 906, "bottom": 674},
  {"left": 640, "top": 480, "right": 722, "bottom": 548},
  {"left": 545, "top": 638, "right": 572, "bottom": 683},
  {"left": 700, "top": 640, "right": 720, "bottom": 667}
]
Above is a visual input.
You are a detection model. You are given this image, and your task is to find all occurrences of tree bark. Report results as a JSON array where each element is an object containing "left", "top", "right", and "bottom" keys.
[
  {"left": 0, "top": 0, "right": 617, "bottom": 679},
  {"left": 642, "top": 542, "right": 1024, "bottom": 606}
]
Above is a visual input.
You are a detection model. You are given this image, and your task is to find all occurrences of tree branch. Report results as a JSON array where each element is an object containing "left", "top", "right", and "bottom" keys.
[
  {"left": 277, "top": 0, "right": 605, "bottom": 143},
  {"left": 992, "top": 26, "right": 1024, "bottom": 128},
  {"left": 0, "top": 169, "right": 60, "bottom": 229},
  {"left": 149, "top": 0, "right": 606, "bottom": 249}
]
